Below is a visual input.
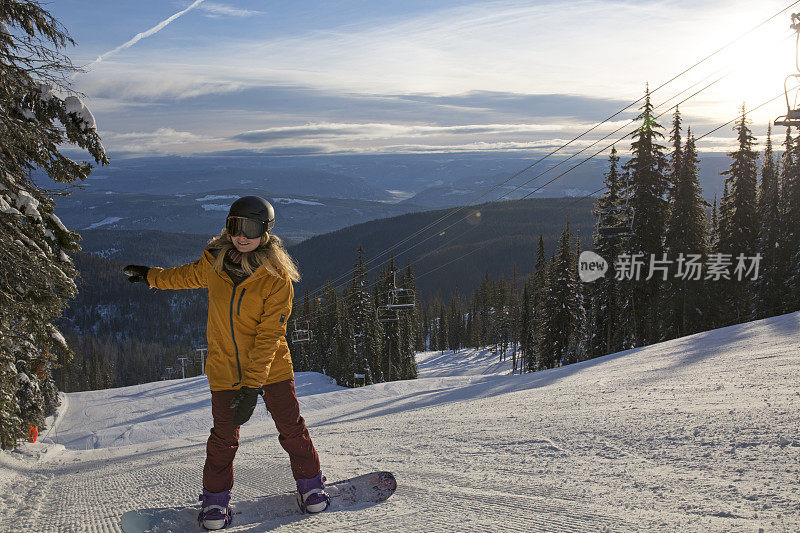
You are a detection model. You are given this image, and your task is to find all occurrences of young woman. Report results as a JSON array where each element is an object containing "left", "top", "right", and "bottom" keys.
[{"left": 124, "top": 196, "right": 329, "bottom": 530}]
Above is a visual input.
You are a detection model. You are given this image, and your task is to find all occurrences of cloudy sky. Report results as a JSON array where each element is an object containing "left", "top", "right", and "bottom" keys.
[{"left": 49, "top": 0, "right": 799, "bottom": 157}]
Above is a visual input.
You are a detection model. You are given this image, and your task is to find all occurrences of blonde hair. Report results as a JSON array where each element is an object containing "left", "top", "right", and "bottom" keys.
[{"left": 207, "top": 229, "right": 301, "bottom": 282}]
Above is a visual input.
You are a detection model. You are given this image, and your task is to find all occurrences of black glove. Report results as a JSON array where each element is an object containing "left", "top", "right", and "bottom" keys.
[
  {"left": 124, "top": 265, "right": 150, "bottom": 284},
  {"left": 230, "top": 386, "right": 260, "bottom": 426}
]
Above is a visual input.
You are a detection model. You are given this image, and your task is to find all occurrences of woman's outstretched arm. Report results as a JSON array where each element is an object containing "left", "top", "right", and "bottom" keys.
[{"left": 146, "top": 250, "right": 213, "bottom": 290}]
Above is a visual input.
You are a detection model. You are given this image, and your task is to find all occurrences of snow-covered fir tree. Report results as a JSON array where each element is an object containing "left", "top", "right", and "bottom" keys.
[
  {"left": 445, "top": 291, "right": 465, "bottom": 354},
  {"left": 529, "top": 235, "right": 547, "bottom": 371},
  {"left": 782, "top": 128, "right": 800, "bottom": 312},
  {"left": 664, "top": 131, "right": 709, "bottom": 338},
  {"left": 493, "top": 275, "right": 511, "bottom": 359},
  {"left": 710, "top": 195, "right": 718, "bottom": 251},
  {"left": 311, "top": 280, "right": 339, "bottom": 378},
  {"left": 622, "top": 86, "right": 669, "bottom": 346},
  {"left": 708, "top": 180, "right": 734, "bottom": 328},
  {"left": 537, "top": 222, "right": 585, "bottom": 369},
  {"left": 375, "top": 256, "right": 402, "bottom": 381},
  {"left": 588, "top": 147, "right": 625, "bottom": 357},
  {"left": 436, "top": 300, "right": 448, "bottom": 353},
  {"left": 754, "top": 126, "right": 783, "bottom": 319},
  {"left": 398, "top": 263, "right": 419, "bottom": 379},
  {"left": 778, "top": 129, "right": 796, "bottom": 314},
  {"left": 286, "top": 287, "right": 312, "bottom": 372},
  {"left": 0, "top": 0, "right": 108, "bottom": 448},
  {"left": 507, "top": 267, "right": 522, "bottom": 372},
  {"left": 667, "top": 107, "right": 683, "bottom": 197},
  {"left": 519, "top": 273, "right": 534, "bottom": 371},
  {"left": 347, "top": 245, "right": 381, "bottom": 384},
  {"left": 720, "top": 107, "right": 759, "bottom": 324}
]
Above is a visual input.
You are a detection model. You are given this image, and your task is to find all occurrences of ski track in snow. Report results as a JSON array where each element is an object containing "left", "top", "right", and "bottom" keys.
[{"left": 1, "top": 313, "right": 800, "bottom": 531}]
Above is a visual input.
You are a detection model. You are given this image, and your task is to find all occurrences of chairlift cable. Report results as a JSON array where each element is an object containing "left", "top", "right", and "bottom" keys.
[
  {"left": 292, "top": 85, "right": 789, "bottom": 329},
  {"left": 293, "top": 4, "right": 799, "bottom": 327},
  {"left": 303, "top": 1, "right": 800, "bottom": 304},
  {"left": 413, "top": 90, "right": 792, "bottom": 283}
]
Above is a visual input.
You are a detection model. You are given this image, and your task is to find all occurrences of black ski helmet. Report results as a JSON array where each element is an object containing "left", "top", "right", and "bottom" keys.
[{"left": 228, "top": 196, "right": 275, "bottom": 233}]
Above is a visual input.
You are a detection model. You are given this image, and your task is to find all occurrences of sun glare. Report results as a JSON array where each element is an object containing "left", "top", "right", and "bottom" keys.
[{"left": 698, "top": 11, "right": 798, "bottom": 127}]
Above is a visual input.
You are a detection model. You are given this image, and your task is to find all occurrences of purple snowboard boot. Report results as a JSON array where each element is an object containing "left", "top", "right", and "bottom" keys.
[
  {"left": 198, "top": 488, "right": 232, "bottom": 530},
  {"left": 296, "top": 471, "right": 331, "bottom": 513}
]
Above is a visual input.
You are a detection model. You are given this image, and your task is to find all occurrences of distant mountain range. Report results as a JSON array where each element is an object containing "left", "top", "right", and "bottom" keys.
[
  {"left": 56, "top": 189, "right": 419, "bottom": 245},
  {"left": 55, "top": 151, "right": 735, "bottom": 244}
]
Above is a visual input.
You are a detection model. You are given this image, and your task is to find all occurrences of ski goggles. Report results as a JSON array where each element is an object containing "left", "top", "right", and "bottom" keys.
[{"left": 226, "top": 216, "right": 266, "bottom": 239}]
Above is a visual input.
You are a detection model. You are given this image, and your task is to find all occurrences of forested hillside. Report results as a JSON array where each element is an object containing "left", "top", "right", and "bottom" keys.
[{"left": 291, "top": 196, "right": 596, "bottom": 299}]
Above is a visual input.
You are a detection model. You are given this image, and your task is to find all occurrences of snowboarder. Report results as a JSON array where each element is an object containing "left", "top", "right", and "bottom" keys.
[{"left": 124, "top": 196, "right": 330, "bottom": 530}]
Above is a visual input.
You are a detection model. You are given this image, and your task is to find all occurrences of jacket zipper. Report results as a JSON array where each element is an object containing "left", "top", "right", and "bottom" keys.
[
  {"left": 216, "top": 263, "right": 262, "bottom": 387},
  {"left": 227, "top": 281, "right": 242, "bottom": 386},
  {"left": 237, "top": 288, "right": 246, "bottom": 315}
]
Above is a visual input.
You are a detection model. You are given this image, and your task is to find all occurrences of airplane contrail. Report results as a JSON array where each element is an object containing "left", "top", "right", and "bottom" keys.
[{"left": 88, "top": 0, "right": 207, "bottom": 68}]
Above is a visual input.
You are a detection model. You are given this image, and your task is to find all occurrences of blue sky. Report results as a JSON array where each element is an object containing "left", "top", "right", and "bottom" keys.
[{"left": 47, "top": 0, "right": 799, "bottom": 156}]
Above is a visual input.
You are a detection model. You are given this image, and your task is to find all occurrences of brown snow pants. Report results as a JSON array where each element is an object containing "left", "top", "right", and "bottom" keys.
[{"left": 203, "top": 378, "right": 321, "bottom": 493}]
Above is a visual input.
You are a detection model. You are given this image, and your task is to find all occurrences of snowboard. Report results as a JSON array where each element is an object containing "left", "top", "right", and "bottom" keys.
[{"left": 120, "top": 471, "right": 397, "bottom": 533}]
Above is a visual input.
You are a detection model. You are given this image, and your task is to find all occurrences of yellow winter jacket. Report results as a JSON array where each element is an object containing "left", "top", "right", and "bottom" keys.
[{"left": 146, "top": 249, "right": 294, "bottom": 391}]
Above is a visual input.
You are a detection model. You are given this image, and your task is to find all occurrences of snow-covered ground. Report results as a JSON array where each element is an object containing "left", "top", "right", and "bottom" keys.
[{"left": 2, "top": 313, "right": 799, "bottom": 532}]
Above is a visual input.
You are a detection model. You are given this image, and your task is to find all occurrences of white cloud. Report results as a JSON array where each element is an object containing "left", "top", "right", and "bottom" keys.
[
  {"left": 69, "top": 0, "right": 792, "bottom": 156},
  {"left": 88, "top": 0, "right": 790, "bottom": 125},
  {"left": 101, "top": 128, "right": 223, "bottom": 153},
  {"left": 231, "top": 121, "right": 573, "bottom": 143},
  {"left": 78, "top": 63, "right": 246, "bottom": 100},
  {"left": 231, "top": 120, "right": 638, "bottom": 144}
]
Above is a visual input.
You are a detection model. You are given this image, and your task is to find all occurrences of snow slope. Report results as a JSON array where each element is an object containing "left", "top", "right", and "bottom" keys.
[{"left": 1, "top": 313, "right": 799, "bottom": 532}]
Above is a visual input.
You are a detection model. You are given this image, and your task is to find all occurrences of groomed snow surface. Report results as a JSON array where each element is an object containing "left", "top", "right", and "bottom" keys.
[{"left": 2, "top": 313, "right": 800, "bottom": 532}]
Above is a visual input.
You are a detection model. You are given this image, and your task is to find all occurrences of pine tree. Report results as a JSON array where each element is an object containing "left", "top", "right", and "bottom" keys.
[
  {"left": 720, "top": 106, "right": 759, "bottom": 323},
  {"left": 437, "top": 301, "right": 448, "bottom": 353},
  {"left": 0, "top": 0, "right": 109, "bottom": 448},
  {"left": 519, "top": 278, "right": 534, "bottom": 372},
  {"left": 710, "top": 180, "right": 735, "bottom": 328},
  {"left": 710, "top": 195, "right": 719, "bottom": 253},
  {"left": 507, "top": 266, "right": 521, "bottom": 373},
  {"left": 335, "top": 295, "right": 354, "bottom": 387},
  {"left": 292, "top": 287, "right": 313, "bottom": 372},
  {"left": 494, "top": 276, "right": 510, "bottom": 359},
  {"left": 663, "top": 131, "right": 709, "bottom": 337},
  {"left": 754, "top": 125, "right": 783, "bottom": 319},
  {"left": 347, "top": 245, "right": 380, "bottom": 384},
  {"left": 530, "top": 235, "right": 547, "bottom": 371},
  {"left": 778, "top": 128, "right": 797, "bottom": 313},
  {"left": 399, "top": 263, "right": 419, "bottom": 379},
  {"left": 538, "top": 223, "right": 585, "bottom": 368},
  {"left": 622, "top": 86, "right": 669, "bottom": 345},
  {"left": 588, "top": 147, "right": 625, "bottom": 357},
  {"left": 376, "top": 256, "right": 401, "bottom": 381},
  {"left": 668, "top": 107, "right": 683, "bottom": 197},
  {"left": 446, "top": 290, "right": 464, "bottom": 353},
  {"left": 313, "top": 280, "right": 340, "bottom": 379},
  {"left": 782, "top": 128, "right": 800, "bottom": 312}
]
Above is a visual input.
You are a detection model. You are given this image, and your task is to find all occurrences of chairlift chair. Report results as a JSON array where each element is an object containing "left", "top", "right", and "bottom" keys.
[
  {"left": 597, "top": 205, "right": 635, "bottom": 239},
  {"left": 290, "top": 319, "right": 312, "bottom": 344},
  {"left": 384, "top": 270, "right": 415, "bottom": 311},
  {"left": 377, "top": 305, "right": 398, "bottom": 323},
  {"left": 386, "top": 287, "right": 415, "bottom": 310},
  {"left": 775, "top": 14, "right": 800, "bottom": 128}
]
